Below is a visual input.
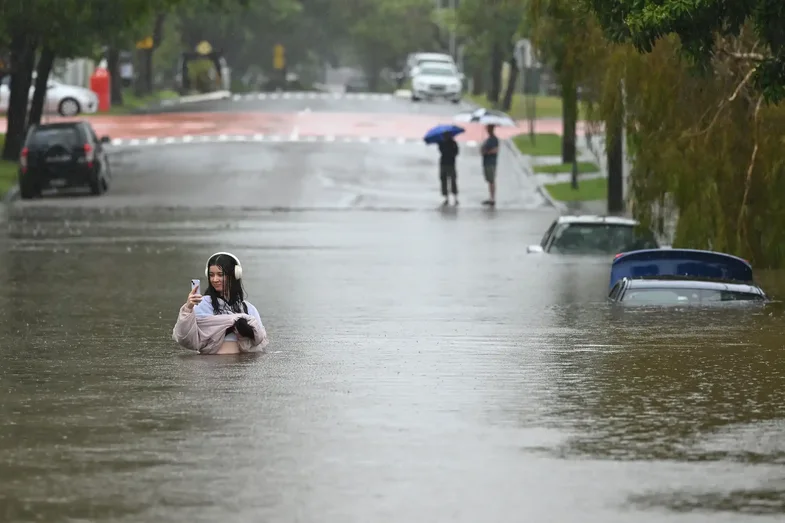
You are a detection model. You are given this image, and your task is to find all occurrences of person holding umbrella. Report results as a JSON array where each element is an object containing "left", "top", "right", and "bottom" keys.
[
  {"left": 424, "top": 124, "right": 464, "bottom": 206},
  {"left": 480, "top": 124, "right": 499, "bottom": 207},
  {"left": 438, "top": 131, "right": 459, "bottom": 206},
  {"left": 452, "top": 108, "right": 517, "bottom": 207}
]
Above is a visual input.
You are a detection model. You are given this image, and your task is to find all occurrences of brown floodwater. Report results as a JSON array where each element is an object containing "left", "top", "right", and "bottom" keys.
[{"left": 0, "top": 205, "right": 782, "bottom": 522}]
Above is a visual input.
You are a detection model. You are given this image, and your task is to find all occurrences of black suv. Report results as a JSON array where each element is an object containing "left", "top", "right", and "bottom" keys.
[{"left": 19, "top": 121, "right": 112, "bottom": 199}]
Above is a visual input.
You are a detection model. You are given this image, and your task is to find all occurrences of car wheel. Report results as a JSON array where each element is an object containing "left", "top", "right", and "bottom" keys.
[
  {"left": 451, "top": 97, "right": 460, "bottom": 104},
  {"left": 58, "top": 97, "right": 81, "bottom": 117},
  {"left": 89, "top": 173, "right": 106, "bottom": 195},
  {"left": 411, "top": 96, "right": 420, "bottom": 102}
]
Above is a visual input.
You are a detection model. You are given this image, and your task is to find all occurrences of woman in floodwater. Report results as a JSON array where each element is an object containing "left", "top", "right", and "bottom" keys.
[{"left": 173, "top": 252, "right": 269, "bottom": 355}]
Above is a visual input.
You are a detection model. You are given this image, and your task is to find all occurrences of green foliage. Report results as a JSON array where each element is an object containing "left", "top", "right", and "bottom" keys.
[
  {"left": 512, "top": 133, "right": 563, "bottom": 156},
  {"left": 545, "top": 177, "right": 608, "bottom": 201},
  {"left": 533, "top": 161, "right": 599, "bottom": 174},
  {"left": 344, "top": 0, "right": 443, "bottom": 74},
  {"left": 585, "top": 0, "right": 785, "bottom": 102}
]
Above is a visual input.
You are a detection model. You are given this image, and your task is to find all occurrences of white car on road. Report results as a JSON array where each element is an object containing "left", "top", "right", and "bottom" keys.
[
  {"left": 0, "top": 76, "right": 99, "bottom": 117},
  {"left": 411, "top": 63, "right": 463, "bottom": 103}
]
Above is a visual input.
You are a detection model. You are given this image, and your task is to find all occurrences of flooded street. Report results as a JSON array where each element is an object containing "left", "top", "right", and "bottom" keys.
[{"left": 0, "top": 203, "right": 783, "bottom": 522}]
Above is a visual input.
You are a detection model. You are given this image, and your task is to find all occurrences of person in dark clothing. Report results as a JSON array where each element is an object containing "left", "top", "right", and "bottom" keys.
[
  {"left": 480, "top": 124, "right": 499, "bottom": 206},
  {"left": 438, "top": 131, "right": 459, "bottom": 206}
]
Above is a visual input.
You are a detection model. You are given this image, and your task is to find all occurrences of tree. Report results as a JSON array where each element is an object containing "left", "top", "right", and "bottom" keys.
[
  {"left": 456, "top": 0, "right": 525, "bottom": 106},
  {"left": 343, "top": 0, "right": 443, "bottom": 91},
  {"left": 528, "top": 0, "right": 606, "bottom": 163},
  {"left": 585, "top": 0, "right": 785, "bottom": 103}
]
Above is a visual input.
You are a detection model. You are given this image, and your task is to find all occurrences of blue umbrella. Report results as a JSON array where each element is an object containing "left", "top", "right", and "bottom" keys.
[{"left": 424, "top": 124, "right": 465, "bottom": 144}]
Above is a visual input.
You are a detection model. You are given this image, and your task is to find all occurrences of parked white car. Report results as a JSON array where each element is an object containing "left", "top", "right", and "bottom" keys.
[
  {"left": 406, "top": 52, "right": 455, "bottom": 77},
  {"left": 411, "top": 63, "right": 463, "bottom": 103},
  {"left": 0, "top": 76, "right": 99, "bottom": 116}
]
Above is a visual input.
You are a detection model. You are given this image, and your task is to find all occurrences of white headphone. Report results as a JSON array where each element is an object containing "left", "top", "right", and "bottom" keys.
[{"left": 205, "top": 252, "right": 243, "bottom": 280}]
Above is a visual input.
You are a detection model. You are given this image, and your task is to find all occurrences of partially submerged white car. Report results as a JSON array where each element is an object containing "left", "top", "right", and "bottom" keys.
[
  {"left": 528, "top": 215, "right": 664, "bottom": 255},
  {"left": 0, "top": 76, "right": 99, "bottom": 117}
]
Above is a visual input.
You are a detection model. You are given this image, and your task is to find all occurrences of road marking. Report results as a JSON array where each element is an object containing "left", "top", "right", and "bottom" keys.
[{"left": 106, "top": 134, "right": 480, "bottom": 148}]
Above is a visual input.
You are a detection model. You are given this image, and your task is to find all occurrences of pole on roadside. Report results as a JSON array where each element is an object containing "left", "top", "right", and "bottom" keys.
[{"left": 607, "top": 80, "right": 625, "bottom": 214}]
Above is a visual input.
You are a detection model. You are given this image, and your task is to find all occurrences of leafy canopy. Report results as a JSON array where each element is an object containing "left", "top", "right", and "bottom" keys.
[{"left": 585, "top": 0, "right": 785, "bottom": 102}]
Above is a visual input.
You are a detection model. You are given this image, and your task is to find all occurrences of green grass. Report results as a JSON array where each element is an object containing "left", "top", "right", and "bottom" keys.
[
  {"left": 105, "top": 89, "right": 179, "bottom": 115},
  {"left": 533, "top": 161, "right": 600, "bottom": 175},
  {"left": 512, "top": 133, "right": 563, "bottom": 156},
  {"left": 466, "top": 93, "right": 589, "bottom": 120},
  {"left": 544, "top": 177, "right": 607, "bottom": 202},
  {"left": 0, "top": 134, "right": 18, "bottom": 199}
]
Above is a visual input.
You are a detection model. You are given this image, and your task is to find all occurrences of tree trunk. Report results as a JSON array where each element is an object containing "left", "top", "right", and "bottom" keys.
[
  {"left": 107, "top": 47, "right": 124, "bottom": 106},
  {"left": 28, "top": 47, "right": 55, "bottom": 126},
  {"left": 488, "top": 41, "right": 503, "bottom": 105},
  {"left": 501, "top": 50, "right": 519, "bottom": 112},
  {"left": 560, "top": 71, "right": 577, "bottom": 164},
  {"left": 471, "top": 68, "right": 483, "bottom": 95},
  {"left": 2, "top": 35, "right": 37, "bottom": 162},
  {"left": 607, "top": 82, "right": 625, "bottom": 214}
]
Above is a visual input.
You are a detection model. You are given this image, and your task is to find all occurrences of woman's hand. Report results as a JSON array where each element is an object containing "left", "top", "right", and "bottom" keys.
[{"left": 185, "top": 286, "right": 203, "bottom": 310}]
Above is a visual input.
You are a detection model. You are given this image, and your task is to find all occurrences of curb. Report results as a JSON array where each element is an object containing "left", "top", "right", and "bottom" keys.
[
  {"left": 1, "top": 184, "right": 19, "bottom": 204},
  {"left": 159, "top": 90, "right": 232, "bottom": 107},
  {"left": 502, "top": 139, "right": 566, "bottom": 212}
]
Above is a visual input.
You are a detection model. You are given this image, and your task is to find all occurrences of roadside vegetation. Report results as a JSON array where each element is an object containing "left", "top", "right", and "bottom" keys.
[
  {"left": 0, "top": 134, "right": 17, "bottom": 199},
  {"left": 454, "top": 0, "right": 785, "bottom": 267}
]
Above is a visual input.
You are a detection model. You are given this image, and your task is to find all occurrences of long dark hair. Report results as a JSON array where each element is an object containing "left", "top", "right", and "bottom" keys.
[{"left": 205, "top": 253, "right": 248, "bottom": 315}]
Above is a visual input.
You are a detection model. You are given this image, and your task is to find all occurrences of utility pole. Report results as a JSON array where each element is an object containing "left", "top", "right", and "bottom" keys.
[{"left": 448, "top": 0, "right": 457, "bottom": 60}]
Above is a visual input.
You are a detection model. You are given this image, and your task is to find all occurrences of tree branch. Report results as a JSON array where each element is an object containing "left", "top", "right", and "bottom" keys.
[
  {"left": 682, "top": 65, "right": 757, "bottom": 138},
  {"left": 735, "top": 94, "right": 763, "bottom": 253}
]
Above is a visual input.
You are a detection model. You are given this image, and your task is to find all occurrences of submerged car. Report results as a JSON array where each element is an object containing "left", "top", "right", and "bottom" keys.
[
  {"left": 528, "top": 215, "right": 661, "bottom": 255},
  {"left": 608, "top": 249, "right": 768, "bottom": 305}
]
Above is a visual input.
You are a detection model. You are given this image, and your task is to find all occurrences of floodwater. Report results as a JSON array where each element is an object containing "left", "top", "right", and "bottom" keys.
[{"left": 0, "top": 206, "right": 783, "bottom": 522}]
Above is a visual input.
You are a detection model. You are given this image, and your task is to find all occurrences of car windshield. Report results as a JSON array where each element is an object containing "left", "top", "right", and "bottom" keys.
[
  {"left": 420, "top": 68, "right": 454, "bottom": 77},
  {"left": 550, "top": 223, "right": 659, "bottom": 254},
  {"left": 622, "top": 287, "right": 764, "bottom": 305},
  {"left": 28, "top": 127, "right": 82, "bottom": 148}
]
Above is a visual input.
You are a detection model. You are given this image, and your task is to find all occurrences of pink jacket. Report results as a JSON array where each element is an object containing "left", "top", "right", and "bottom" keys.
[{"left": 172, "top": 304, "right": 269, "bottom": 354}]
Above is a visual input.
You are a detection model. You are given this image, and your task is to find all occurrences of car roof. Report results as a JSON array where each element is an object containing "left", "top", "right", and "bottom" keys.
[
  {"left": 555, "top": 215, "right": 639, "bottom": 226},
  {"left": 625, "top": 278, "right": 764, "bottom": 293},
  {"left": 31, "top": 122, "right": 85, "bottom": 131},
  {"left": 416, "top": 53, "right": 453, "bottom": 62}
]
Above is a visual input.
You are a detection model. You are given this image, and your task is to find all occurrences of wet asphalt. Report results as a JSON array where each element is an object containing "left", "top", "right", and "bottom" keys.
[{"left": 0, "top": 92, "right": 784, "bottom": 522}]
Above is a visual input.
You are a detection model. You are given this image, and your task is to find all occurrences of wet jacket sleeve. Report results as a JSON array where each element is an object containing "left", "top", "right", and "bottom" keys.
[
  {"left": 244, "top": 303, "right": 269, "bottom": 349},
  {"left": 172, "top": 304, "right": 201, "bottom": 352}
]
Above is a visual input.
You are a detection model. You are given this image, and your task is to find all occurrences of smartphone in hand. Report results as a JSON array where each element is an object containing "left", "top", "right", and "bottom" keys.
[{"left": 190, "top": 279, "right": 201, "bottom": 294}]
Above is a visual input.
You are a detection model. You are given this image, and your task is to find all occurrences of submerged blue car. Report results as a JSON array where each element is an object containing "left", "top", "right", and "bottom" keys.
[{"left": 608, "top": 249, "right": 768, "bottom": 305}]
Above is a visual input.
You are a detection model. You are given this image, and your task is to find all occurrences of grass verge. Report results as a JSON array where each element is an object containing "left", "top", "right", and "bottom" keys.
[
  {"left": 533, "top": 161, "right": 600, "bottom": 175},
  {"left": 544, "top": 177, "right": 607, "bottom": 202},
  {"left": 512, "top": 133, "right": 562, "bottom": 156},
  {"left": 466, "top": 93, "right": 588, "bottom": 120},
  {"left": 105, "top": 89, "right": 179, "bottom": 115},
  {"left": 0, "top": 134, "right": 18, "bottom": 200}
]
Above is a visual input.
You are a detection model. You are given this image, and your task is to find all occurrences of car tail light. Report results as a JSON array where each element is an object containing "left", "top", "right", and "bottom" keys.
[
  {"left": 20, "top": 147, "right": 28, "bottom": 173},
  {"left": 83, "top": 143, "right": 94, "bottom": 168},
  {"left": 614, "top": 253, "right": 624, "bottom": 259}
]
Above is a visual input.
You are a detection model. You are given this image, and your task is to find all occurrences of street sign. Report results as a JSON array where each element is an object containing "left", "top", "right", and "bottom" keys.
[
  {"left": 136, "top": 36, "right": 154, "bottom": 50},
  {"left": 514, "top": 39, "right": 541, "bottom": 69},
  {"left": 273, "top": 44, "right": 285, "bottom": 70},
  {"left": 196, "top": 40, "right": 213, "bottom": 55}
]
